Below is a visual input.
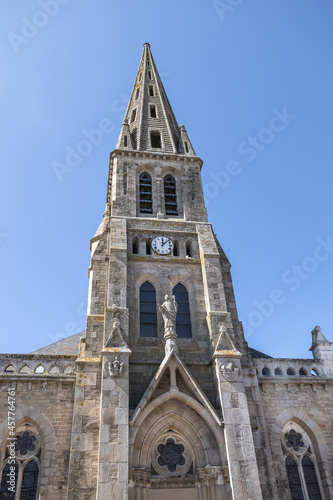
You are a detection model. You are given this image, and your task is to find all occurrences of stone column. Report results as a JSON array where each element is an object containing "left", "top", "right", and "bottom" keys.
[
  {"left": 97, "top": 346, "right": 131, "bottom": 499},
  {"left": 214, "top": 351, "right": 263, "bottom": 500}
]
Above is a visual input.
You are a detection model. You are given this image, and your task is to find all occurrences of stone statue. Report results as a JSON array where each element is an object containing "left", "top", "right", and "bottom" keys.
[
  {"left": 159, "top": 295, "right": 178, "bottom": 336},
  {"left": 108, "top": 355, "right": 124, "bottom": 377}
]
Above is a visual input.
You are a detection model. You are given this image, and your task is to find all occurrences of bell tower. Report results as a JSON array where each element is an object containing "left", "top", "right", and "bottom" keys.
[{"left": 67, "top": 43, "right": 267, "bottom": 500}]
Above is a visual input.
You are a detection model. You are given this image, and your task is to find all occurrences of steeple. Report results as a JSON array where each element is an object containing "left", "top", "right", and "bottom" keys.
[{"left": 116, "top": 43, "right": 196, "bottom": 155}]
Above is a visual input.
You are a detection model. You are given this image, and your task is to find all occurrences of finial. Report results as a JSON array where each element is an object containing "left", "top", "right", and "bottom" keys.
[
  {"left": 310, "top": 325, "right": 332, "bottom": 351},
  {"left": 103, "top": 202, "right": 111, "bottom": 218},
  {"left": 143, "top": 42, "right": 150, "bottom": 47}
]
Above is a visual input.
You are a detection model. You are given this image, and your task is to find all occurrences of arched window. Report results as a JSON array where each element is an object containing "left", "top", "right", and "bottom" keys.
[
  {"left": 139, "top": 173, "right": 153, "bottom": 214},
  {"left": 132, "top": 237, "right": 139, "bottom": 254},
  {"left": 287, "top": 367, "right": 295, "bottom": 375},
  {"left": 20, "top": 460, "right": 39, "bottom": 499},
  {"left": 173, "top": 240, "right": 179, "bottom": 257},
  {"left": 282, "top": 423, "right": 323, "bottom": 500},
  {"left": 262, "top": 367, "right": 270, "bottom": 376},
  {"left": 173, "top": 283, "right": 192, "bottom": 338},
  {"left": 0, "top": 424, "right": 41, "bottom": 499},
  {"left": 285, "top": 456, "right": 304, "bottom": 499},
  {"left": 186, "top": 241, "right": 192, "bottom": 257},
  {"left": 164, "top": 175, "right": 178, "bottom": 216},
  {"left": 140, "top": 282, "right": 157, "bottom": 337},
  {"left": 275, "top": 367, "right": 283, "bottom": 376},
  {"left": 146, "top": 239, "right": 152, "bottom": 255}
]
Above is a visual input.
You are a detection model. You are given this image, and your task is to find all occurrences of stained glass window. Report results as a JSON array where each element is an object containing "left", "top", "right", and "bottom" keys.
[
  {"left": 20, "top": 460, "right": 39, "bottom": 500},
  {"left": 283, "top": 424, "right": 323, "bottom": 500},
  {"left": 302, "top": 457, "right": 322, "bottom": 500},
  {"left": 285, "top": 456, "right": 304, "bottom": 500},
  {"left": 285, "top": 429, "right": 304, "bottom": 452},
  {"left": 0, "top": 462, "right": 18, "bottom": 499},
  {"left": 16, "top": 432, "right": 36, "bottom": 457},
  {"left": 0, "top": 429, "right": 41, "bottom": 500}
]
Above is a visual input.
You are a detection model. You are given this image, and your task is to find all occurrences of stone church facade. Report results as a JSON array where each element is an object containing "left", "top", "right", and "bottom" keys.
[{"left": 0, "top": 43, "right": 332, "bottom": 500}]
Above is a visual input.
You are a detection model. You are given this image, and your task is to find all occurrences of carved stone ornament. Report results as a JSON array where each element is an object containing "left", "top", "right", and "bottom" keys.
[
  {"left": 105, "top": 355, "right": 126, "bottom": 378},
  {"left": 219, "top": 360, "right": 240, "bottom": 382},
  {"left": 159, "top": 295, "right": 178, "bottom": 337},
  {"left": 105, "top": 321, "right": 128, "bottom": 349}
]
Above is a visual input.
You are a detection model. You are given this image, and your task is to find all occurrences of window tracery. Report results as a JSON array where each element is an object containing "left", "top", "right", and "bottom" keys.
[
  {"left": 282, "top": 422, "right": 323, "bottom": 500},
  {"left": 0, "top": 424, "right": 41, "bottom": 500},
  {"left": 150, "top": 432, "right": 193, "bottom": 478},
  {"left": 157, "top": 438, "right": 185, "bottom": 472}
]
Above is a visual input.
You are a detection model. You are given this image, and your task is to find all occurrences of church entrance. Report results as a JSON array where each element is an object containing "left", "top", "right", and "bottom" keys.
[{"left": 149, "top": 487, "right": 198, "bottom": 500}]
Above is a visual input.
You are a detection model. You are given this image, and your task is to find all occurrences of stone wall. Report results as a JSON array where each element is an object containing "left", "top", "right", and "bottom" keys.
[
  {"left": 0, "top": 367, "right": 75, "bottom": 499},
  {"left": 257, "top": 374, "right": 333, "bottom": 499}
]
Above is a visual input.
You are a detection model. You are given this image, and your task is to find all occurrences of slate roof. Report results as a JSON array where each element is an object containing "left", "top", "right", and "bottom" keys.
[
  {"left": 249, "top": 347, "right": 272, "bottom": 359},
  {"left": 30, "top": 331, "right": 271, "bottom": 359},
  {"left": 30, "top": 332, "right": 84, "bottom": 355}
]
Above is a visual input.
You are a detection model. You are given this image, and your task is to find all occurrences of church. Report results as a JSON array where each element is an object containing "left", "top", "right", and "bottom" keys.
[{"left": 0, "top": 43, "right": 332, "bottom": 500}]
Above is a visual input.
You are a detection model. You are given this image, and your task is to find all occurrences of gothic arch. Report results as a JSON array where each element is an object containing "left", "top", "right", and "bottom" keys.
[
  {"left": 160, "top": 165, "right": 183, "bottom": 177},
  {"left": 169, "top": 273, "right": 194, "bottom": 296},
  {"left": 160, "top": 166, "right": 184, "bottom": 217},
  {"left": 272, "top": 408, "right": 328, "bottom": 456},
  {"left": 169, "top": 275, "right": 199, "bottom": 338},
  {"left": 0, "top": 408, "right": 56, "bottom": 499},
  {"left": 130, "top": 394, "right": 224, "bottom": 470},
  {"left": 136, "top": 163, "right": 156, "bottom": 178},
  {"left": 139, "top": 281, "right": 157, "bottom": 337},
  {"left": 272, "top": 408, "right": 332, "bottom": 499},
  {"left": 0, "top": 408, "right": 56, "bottom": 449},
  {"left": 136, "top": 273, "right": 161, "bottom": 292},
  {"left": 136, "top": 166, "right": 156, "bottom": 216}
]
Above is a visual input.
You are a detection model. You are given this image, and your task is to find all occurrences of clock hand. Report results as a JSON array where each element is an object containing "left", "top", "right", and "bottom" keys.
[{"left": 161, "top": 238, "right": 169, "bottom": 246}]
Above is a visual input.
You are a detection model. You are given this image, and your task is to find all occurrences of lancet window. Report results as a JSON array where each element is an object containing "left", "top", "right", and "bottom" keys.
[
  {"left": 173, "top": 283, "right": 192, "bottom": 338},
  {"left": 139, "top": 173, "right": 153, "bottom": 214},
  {"left": 140, "top": 282, "right": 157, "bottom": 337},
  {"left": 282, "top": 423, "right": 323, "bottom": 500},
  {"left": 164, "top": 175, "right": 178, "bottom": 216},
  {"left": 0, "top": 423, "right": 41, "bottom": 499}
]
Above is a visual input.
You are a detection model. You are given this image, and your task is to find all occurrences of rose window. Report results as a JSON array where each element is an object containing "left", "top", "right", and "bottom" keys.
[
  {"left": 285, "top": 429, "right": 305, "bottom": 452},
  {"left": 16, "top": 431, "right": 37, "bottom": 457},
  {"left": 157, "top": 438, "right": 185, "bottom": 472}
]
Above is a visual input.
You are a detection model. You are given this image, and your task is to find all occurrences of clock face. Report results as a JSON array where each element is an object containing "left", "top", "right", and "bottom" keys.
[{"left": 151, "top": 236, "right": 174, "bottom": 255}]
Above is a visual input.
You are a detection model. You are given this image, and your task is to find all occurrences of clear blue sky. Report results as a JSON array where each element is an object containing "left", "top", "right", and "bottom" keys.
[{"left": 1, "top": 1, "right": 332, "bottom": 358}]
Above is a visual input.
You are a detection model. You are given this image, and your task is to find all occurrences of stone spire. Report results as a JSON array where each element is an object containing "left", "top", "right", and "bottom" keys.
[{"left": 116, "top": 43, "right": 196, "bottom": 155}]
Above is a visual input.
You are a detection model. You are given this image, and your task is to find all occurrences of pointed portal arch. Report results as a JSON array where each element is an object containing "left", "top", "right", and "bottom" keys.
[
  {"left": 140, "top": 282, "right": 157, "bottom": 337},
  {"left": 173, "top": 283, "right": 192, "bottom": 338}
]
